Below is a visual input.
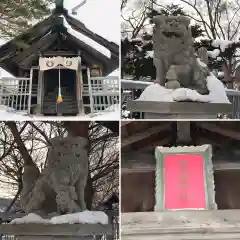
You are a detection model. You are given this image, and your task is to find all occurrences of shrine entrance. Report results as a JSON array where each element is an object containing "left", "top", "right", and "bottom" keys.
[
  {"left": 37, "top": 56, "right": 83, "bottom": 116},
  {"left": 43, "top": 68, "right": 77, "bottom": 115}
]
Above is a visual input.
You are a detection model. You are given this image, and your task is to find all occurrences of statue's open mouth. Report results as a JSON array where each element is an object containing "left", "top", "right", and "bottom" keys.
[{"left": 162, "top": 31, "right": 182, "bottom": 38}]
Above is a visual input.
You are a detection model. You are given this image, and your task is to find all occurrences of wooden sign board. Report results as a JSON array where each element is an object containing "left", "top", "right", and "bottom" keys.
[
  {"left": 154, "top": 145, "right": 217, "bottom": 211},
  {"left": 90, "top": 65, "right": 103, "bottom": 77}
]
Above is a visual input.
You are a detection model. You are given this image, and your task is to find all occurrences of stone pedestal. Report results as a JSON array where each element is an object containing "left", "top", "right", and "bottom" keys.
[
  {"left": 0, "top": 223, "right": 112, "bottom": 240},
  {"left": 127, "top": 100, "right": 232, "bottom": 119},
  {"left": 121, "top": 210, "right": 240, "bottom": 240}
]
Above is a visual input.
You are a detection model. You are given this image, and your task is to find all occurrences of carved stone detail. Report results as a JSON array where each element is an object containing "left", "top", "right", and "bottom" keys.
[
  {"left": 152, "top": 15, "right": 209, "bottom": 95},
  {"left": 20, "top": 136, "right": 88, "bottom": 216}
]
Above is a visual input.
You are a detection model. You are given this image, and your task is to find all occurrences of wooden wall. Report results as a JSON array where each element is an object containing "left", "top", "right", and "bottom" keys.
[{"left": 121, "top": 169, "right": 240, "bottom": 212}]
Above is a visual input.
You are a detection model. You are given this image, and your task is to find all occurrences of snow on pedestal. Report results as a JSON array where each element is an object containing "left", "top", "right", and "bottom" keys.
[
  {"left": 137, "top": 73, "right": 230, "bottom": 104},
  {"left": 10, "top": 211, "right": 108, "bottom": 225},
  {"left": 10, "top": 213, "right": 50, "bottom": 224},
  {"left": 50, "top": 211, "right": 108, "bottom": 225}
]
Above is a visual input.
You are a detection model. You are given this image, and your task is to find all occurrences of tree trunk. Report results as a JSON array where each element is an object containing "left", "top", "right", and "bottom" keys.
[{"left": 6, "top": 122, "right": 39, "bottom": 172}]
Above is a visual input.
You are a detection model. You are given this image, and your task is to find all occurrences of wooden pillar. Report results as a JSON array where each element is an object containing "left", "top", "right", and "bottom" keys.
[
  {"left": 35, "top": 70, "right": 44, "bottom": 115},
  {"left": 176, "top": 122, "right": 191, "bottom": 144},
  {"left": 76, "top": 67, "right": 84, "bottom": 115}
]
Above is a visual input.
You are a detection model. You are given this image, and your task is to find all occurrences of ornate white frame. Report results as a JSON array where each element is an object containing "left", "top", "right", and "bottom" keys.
[{"left": 154, "top": 144, "right": 217, "bottom": 211}]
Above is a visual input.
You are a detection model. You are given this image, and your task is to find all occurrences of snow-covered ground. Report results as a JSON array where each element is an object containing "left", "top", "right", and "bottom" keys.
[
  {"left": 10, "top": 211, "right": 108, "bottom": 225},
  {"left": 0, "top": 104, "right": 120, "bottom": 121}
]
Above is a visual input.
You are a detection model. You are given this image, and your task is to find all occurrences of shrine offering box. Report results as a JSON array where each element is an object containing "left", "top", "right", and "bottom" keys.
[{"left": 154, "top": 145, "right": 217, "bottom": 211}]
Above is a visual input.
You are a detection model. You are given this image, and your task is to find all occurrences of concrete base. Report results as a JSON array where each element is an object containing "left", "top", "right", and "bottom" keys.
[
  {"left": 121, "top": 210, "right": 240, "bottom": 240},
  {"left": 127, "top": 100, "right": 232, "bottom": 119},
  {"left": 17, "top": 236, "right": 93, "bottom": 240}
]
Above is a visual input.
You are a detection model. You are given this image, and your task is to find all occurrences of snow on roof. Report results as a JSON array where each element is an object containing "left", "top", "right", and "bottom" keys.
[
  {"left": 212, "top": 39, "right": 233, "bottom": 52},
  {"left": 61, "top": 16, "right": 111, "bottom": 59}
]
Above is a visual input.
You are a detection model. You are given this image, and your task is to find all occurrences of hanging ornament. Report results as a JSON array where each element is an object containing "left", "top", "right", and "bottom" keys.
[{"left": 57, "top": 66, "right": 63, "bottom": 103}]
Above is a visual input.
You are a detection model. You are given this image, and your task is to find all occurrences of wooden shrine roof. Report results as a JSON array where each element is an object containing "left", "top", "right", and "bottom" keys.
[
  {"left": 121, "top": 121, "right": 240, "bottom": 152},
  {"left": 0, "top": 11, "right": 119, "bottom": 76}
]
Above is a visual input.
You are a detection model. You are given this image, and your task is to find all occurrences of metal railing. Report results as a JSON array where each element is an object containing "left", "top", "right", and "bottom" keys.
[
  {"left": 0, "top": 210, "right": 119, "bottom": 240},
  {"left": 0, "top": 76, "right": 119, "bottom": 115},
  {"left": 121, "top": 79, "right": 240, "bottom": 119}
]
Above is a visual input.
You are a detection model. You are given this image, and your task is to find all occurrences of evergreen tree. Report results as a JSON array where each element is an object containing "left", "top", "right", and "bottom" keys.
[{"left": 0, "top": 0, "right": 53, "bottom": 39}]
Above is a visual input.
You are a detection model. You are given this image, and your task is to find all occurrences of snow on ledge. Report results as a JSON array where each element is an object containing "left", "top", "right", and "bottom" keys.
[
  {"left": 50, "top": 211, "right": 108, "bottom": 225},
  {"left": 10, "top": 211, "right": 108, "bottom": 225},
  {"left": 10, "top": 213, "right": 50, "bottom": 224},
  {"left": 137, "top": 74, "right": 230, "bottom": 104}
]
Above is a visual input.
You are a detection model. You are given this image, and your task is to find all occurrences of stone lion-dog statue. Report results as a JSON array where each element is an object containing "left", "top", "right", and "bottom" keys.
[
  {"left": 20, "top": 136, "right": 88, "bottom": 217},
  {"left": 152, "top": 15, "right": 209, "bottom": 95}
]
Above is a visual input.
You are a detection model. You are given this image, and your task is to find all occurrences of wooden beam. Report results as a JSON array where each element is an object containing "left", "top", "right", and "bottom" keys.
[
  {"left": 122, "top": 167, "right": 155, "bottom": 173},
  {"left": 121, "top": 123, "right": 171, "bottom": 148},
  {"left": 15, "top": 32, "right": 57, "bottom": 64},
  {"left": 214, "top": 163, "right": 240, "bottom": 171},
  {"left": 195, "top": 137, "right": 223, "bottom": 147},
  {"left": 139, "top": 136, "right": 172, "bottom": 151},
  {"left": 121, "top": 121, "right": 133, "bottom": 126},
  {"left": 197, "top": 122, "right": 240, "bottom": 141}
]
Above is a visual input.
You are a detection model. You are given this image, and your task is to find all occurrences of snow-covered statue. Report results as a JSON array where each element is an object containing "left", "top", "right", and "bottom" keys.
[
  {"left": 20, "top": 136, "right": 88, "bottom": 217},
  {"left": 153, "top": 15, "right": 210, "bottom": 95}
]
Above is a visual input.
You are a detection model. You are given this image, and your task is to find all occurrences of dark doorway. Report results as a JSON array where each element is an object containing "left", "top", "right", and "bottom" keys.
[{"left": 42, "top": 69, "right": 78, "bottom": 115}]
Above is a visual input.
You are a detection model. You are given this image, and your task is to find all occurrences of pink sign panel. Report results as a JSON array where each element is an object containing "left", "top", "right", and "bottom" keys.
[{"left": 164, "top": 154, "right": 206, "bottom": 209}]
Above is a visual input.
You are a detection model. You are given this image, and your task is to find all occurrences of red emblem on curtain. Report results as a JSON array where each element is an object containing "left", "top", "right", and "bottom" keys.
[{"left": 164, "top": 154, "right": 206, "bottom": 209}]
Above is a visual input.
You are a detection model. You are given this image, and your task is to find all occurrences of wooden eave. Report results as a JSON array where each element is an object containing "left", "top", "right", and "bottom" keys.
[
  {"left": 121, "top": 121, "right": 240, "bottom": 152},
  {"left": 0, "top": 12, "right": 119, "bottom": 76}
]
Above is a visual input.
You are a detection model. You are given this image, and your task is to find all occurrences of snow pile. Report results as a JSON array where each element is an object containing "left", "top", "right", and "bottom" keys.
[
  {"left": 0, "top": 105, "right": 30, "bottom": 120},
  {"left": 60, "top": 16, "right": 111, "bottom": 59},
  {"left": 137, "top": 74, "right": 230, "bottom": 104},
  {"left": 145, "top": 50, "right": 153, "bottom": 58},
  {"left": 0, "top": 105, "right": 119, "bottom": 120},
  {"left": 10, "top": 211, "right": 108, "bottom": 225},
  {"left": 10, "top": 213, "right": 50, "bottom": 224},
  {"left": 92, "top": 104, "right": 120, "bottom": 120},
  {"left": 50, "top": 211, "right": 108, "bottom": 225},
  {"left": 212, "top": 39, "right": 232, "bottom": 52},
  {"left": 207, "top": 49, "right": 220, "bottom": 58}
]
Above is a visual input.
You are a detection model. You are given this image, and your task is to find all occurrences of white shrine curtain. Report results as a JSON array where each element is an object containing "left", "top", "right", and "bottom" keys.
[{"left": 39, "top": 56, "right": 81, "bottom": 71}]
